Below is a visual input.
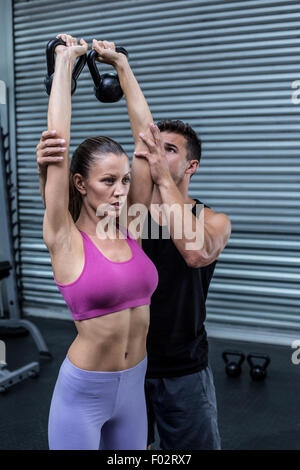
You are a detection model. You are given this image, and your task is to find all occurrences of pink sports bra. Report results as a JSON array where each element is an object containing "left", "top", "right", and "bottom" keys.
[{"left": 53, "top": 226, "right": 159, "bottom": 321}]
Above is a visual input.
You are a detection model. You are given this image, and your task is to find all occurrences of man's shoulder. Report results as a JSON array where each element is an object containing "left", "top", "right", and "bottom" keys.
[{"left": 191, "top": 198, "right": 212, "bottom": 215}]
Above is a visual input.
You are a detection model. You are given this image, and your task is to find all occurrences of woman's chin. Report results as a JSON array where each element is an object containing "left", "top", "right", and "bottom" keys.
[
  {"left": 109, "top": 207, "right": 120, "bottom": 217},
  {"left": 96, "top": 204, "right": 119, "bottom": 218}
]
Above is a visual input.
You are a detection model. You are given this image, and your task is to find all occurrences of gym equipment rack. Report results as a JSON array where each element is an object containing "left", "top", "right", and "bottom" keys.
[{"left": 0, "top": 80, "right": 52, "bottom": 393}]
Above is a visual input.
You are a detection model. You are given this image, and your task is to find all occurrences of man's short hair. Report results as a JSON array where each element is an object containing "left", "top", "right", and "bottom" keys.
[{"left": 156, "top": 119, "right": 202, "bottom": 163}]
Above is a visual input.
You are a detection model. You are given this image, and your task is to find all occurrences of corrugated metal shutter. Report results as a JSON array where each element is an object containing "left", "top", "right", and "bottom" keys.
[{"left": 13, "top": 0, "right": 300, "bottom": 339}]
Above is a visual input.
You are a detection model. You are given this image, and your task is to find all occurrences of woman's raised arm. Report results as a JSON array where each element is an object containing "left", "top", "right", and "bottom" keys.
[
  {"left": 92, "top": 40, "right": 154, "bottom": 211},
  {"left": 43, "top": 34, "right": 88, "bottom": 250}
]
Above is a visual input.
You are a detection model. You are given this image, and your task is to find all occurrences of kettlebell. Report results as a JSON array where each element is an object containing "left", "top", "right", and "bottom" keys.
[
  {"left": 222, "top": 350, "right": 245, "bottom": 378},
  {"left": 247, "top": 353, "right": 270, "bottom": 382},
  {"left": 87, "top": 47, "right": 128, "bottom": 103},
  {"left": 44, "top": 38, "right": 87, "bottom": 96}
]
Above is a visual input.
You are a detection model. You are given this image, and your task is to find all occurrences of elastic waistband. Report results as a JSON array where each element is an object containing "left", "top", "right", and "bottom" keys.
[{"left": 63, "top": 354, "right": 147, "bottom": 381}]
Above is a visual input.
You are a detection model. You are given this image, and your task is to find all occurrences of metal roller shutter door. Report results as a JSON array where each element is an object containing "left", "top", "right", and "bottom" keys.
[{"left": 13, "top": 0, "right": 300, "bottom": 342}]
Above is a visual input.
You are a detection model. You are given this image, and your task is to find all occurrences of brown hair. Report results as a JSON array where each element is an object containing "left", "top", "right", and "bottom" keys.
[
  {"left": 156, "top": 119, "right": 202, "bottom": 162},
  {"left": 68, "top": 136, "right": 126, "bottom": 223}
]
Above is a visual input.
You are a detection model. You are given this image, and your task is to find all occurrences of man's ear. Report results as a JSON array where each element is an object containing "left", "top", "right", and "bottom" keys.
[{"left": 185, "top": 159, "right": 199, "bottom": 176}]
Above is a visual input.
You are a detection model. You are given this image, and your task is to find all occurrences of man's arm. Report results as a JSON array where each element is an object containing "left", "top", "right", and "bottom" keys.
[
  {"left": 137, "top": 128, "right": 232, "bottom": 267},
  {"left": 156, "top": 179, "right": 231, "bottom": 267}
]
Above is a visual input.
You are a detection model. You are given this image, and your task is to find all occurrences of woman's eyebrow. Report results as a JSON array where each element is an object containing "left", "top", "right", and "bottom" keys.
[{"left": 102, "top": 172, "right": 130, "bottom": 177}]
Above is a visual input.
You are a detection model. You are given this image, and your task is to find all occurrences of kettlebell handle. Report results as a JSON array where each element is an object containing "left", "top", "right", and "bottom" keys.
[
  {"left": 45, "top": 38, "right": 87, "bottom": 96},
  {"left": 46, "top": 38, "right": 64, "bottom": 77},
  {"left": 87, "top": 47, "right": 128, "bottom": 87},
  {"left": 222, "top": 350, "right": 245, "bottom": 366},
  {"left": 247, "top": 353, "right": 271, "bottom": 370}
]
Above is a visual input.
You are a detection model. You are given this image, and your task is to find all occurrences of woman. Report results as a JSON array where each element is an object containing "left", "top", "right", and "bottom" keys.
[{"left": 40, "top": 33, "right": 160, "bottom": 450}]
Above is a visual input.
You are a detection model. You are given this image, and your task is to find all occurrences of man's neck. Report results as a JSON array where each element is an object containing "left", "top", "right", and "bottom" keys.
[{"left": 151, "top": 180, "right": 195, "bottom": 207}]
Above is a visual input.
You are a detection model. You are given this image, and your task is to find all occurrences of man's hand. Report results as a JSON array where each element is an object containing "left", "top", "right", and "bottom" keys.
[
  {"left": 134, "top": 124, "right": 172, "bottom": 187},
  {"left": 36, "top": 130, "right": 66, "bottom": 175},
  {"left": 92, "top": 39, "right": 127, "bottom": 67}
]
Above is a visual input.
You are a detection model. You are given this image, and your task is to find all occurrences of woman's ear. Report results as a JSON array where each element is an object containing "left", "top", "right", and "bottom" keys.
[{"left": 73, "top": 173, "right": 87, "bottom": 195}]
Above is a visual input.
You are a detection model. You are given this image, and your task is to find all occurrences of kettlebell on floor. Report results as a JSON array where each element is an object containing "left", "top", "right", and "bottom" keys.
[
  {"left": 222, "top": 350, "right": 245, "bottom": 378},
  {"left": 247, "top": 353, "right": 271, "bottom": 382}
]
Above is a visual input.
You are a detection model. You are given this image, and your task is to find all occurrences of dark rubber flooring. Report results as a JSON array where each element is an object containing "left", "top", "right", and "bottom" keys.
[{"left": 0, "top": 316, "right": 299, "bottom": 450}]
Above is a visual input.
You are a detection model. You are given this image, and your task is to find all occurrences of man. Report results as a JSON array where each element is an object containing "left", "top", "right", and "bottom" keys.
[
  {"left": 137, "top": 119, "right": 231, "bottom": 450},
  {"left": 36, "top": 119, "right": 231, "bottom": 450}
]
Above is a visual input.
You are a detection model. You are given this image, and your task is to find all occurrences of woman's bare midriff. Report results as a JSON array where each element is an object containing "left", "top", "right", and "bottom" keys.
[{"left": 67, "top": 304, "right": 150, "bottom": 371}]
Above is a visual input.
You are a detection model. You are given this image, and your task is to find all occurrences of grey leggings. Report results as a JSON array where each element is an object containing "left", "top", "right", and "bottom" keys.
[{"left": 48, "top": 354, "right": 148, "bottom": 450}]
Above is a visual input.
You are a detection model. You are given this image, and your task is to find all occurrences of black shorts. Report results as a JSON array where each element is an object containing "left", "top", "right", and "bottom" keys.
[{"left": 144, "top": 365, "right": 221, "bottom": 450}]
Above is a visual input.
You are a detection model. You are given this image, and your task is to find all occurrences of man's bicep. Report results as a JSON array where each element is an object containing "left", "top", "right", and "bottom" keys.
[{"left": 205, "top": 209, "right": 231, "bottom": 249}]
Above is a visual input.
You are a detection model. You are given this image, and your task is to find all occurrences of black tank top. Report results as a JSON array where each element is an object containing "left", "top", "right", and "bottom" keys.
[{"left": 142, "top": 199, "right": 217, "bottom": 378}]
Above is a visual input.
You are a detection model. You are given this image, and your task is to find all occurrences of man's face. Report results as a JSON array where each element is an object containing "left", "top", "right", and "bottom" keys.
[{"left": 160, "top": 131, "right": 190, "bottom": 184}]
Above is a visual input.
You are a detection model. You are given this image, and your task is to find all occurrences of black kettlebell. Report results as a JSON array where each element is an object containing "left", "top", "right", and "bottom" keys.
[
  {"left": 222, "top": 350, "right": 245, "bottom": 378},
  {"left": 87, "top": 47, "right": 128, "bottom": 103},
  {"left": 44, "top": 38, "right": 87, "bottom": 96},
  {"left": 247, "top": 353, "right": 270, "bottom": 382}
]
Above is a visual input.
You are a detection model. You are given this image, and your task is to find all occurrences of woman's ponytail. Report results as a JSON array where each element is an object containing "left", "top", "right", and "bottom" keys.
[{"left": 68, "top": 171, "right": 82, "bottom": 223}]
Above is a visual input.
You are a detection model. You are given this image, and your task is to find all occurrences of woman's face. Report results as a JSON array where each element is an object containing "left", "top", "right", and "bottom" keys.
[{"left": 77, "top": 152, "right": 131, "bottom": 218}]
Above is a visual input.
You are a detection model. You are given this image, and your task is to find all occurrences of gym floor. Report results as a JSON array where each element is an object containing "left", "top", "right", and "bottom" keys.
[{"left": 0, "top": 316, "right": 299, "bottom": 450}]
